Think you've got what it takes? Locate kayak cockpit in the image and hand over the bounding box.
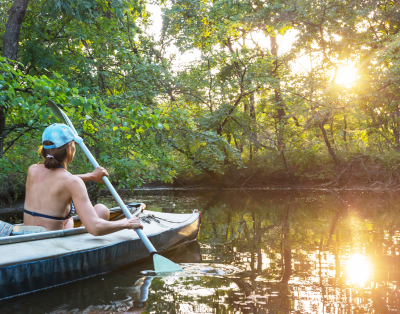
[0,202,146,244]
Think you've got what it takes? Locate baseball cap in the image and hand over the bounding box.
[42,123,83,149]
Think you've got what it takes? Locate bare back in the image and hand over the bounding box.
[23,163,141,236]
[24,164,75,231]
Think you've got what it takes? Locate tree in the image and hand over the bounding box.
[1,0,30,159]
[0,0,177,187]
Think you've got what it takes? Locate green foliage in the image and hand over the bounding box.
[4,0,400,192]
[158,0,400,183]
[0,56,81,177]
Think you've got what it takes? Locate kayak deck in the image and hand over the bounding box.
[0,208,200,267]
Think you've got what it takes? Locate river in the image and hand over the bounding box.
[1,189,399,313]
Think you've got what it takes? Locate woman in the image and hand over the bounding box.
[23,123,143,235]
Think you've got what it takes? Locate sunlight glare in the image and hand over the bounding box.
[346,254,371,286]
[335,66,357,86]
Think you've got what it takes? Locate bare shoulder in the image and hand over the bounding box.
[66,174,90,201]
[65,174,86,191]
[27,164,44,174]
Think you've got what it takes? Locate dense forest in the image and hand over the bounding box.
[1,0,400,200]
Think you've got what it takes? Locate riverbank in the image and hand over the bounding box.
[2,152,399,207]
[2,154,399,220]
[1,183,398,221]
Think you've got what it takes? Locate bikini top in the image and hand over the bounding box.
[24,165,75,221]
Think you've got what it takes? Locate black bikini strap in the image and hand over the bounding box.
[24,209,69,221]
[56,165,64,169]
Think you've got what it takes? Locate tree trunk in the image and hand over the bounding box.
[249,92,257,160]
[327,208,342,246]
[2,0,30,60]
[271,36,293,175]
[270,36,285,122]
[281,224,292,283]
[394,122,400,152]
[98,64,106,93]
[281,205,292,283]
[320,122,339,164]
[270,35,286,150]
[0,108,6,158]
[243,97,248,156]
[1,0,30,156]
[343,114,348,152]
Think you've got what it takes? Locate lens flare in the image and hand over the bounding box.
[346,254,371,286]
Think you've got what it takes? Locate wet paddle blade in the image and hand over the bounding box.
[153,254,183,273]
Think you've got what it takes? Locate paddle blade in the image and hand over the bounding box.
[47,100,67,123]
[153,254,183,273]
[47,100,78,133]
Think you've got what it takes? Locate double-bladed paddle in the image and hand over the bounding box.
[47,100,183,273]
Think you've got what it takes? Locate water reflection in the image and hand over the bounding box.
[130,276,153,307]
[2,190,400,313]
[346,254,371,286]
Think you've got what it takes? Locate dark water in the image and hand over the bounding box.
[2,189,400,313]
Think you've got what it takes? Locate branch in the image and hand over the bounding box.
[1,155,25,174]
[14,88,33,94]
[3,123,29,135]
[375,129,394,147]
[3,126,38,155]
[169,142,222,182]
[321,155,370,187]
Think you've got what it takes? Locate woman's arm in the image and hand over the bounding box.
[75,166,109,182]
[68,176,142,236]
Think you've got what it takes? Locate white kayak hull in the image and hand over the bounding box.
[0,209,201,300]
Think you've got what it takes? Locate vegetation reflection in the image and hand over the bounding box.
[137,190,400,313]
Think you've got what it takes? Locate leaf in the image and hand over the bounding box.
[72,98,80,107]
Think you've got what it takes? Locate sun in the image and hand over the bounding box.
[335,65,357,86]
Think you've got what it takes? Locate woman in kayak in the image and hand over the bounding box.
[23,123,143,235]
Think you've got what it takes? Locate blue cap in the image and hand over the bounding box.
[42,123,83,149]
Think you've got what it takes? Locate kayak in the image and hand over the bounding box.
[0,203,201,300]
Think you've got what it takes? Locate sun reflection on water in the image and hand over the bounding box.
[346,254,371,286]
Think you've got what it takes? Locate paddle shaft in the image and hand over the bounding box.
[78,142,157,254]
[47,100,158,254]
